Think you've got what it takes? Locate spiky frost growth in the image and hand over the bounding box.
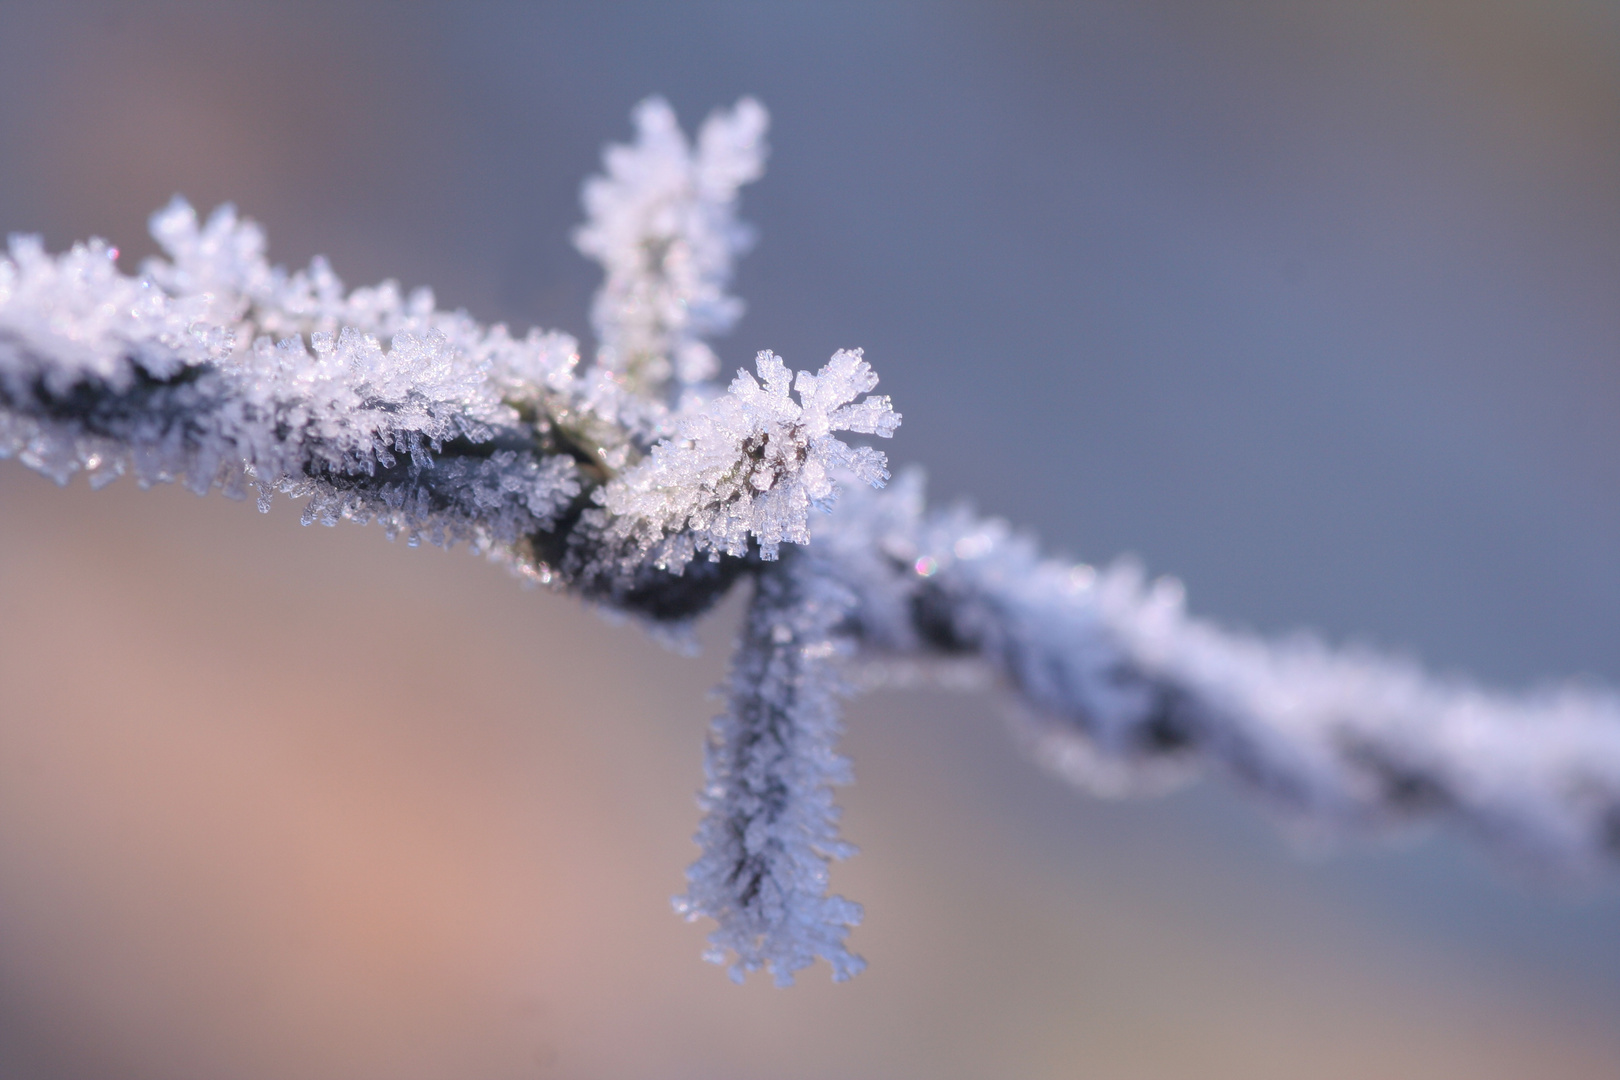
[675,551,866,985]
[0,233,228,392]
[597,348,899,571]
[574,95,767,405]
[144,198,584,407]
[0,202,582,549]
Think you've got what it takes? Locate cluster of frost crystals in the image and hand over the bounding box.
[0,199,584,551]
[597,348,899,576]
[145,198,584,405]
[0,233,228,392]
[574,96,767,403]
[674,552,866,985]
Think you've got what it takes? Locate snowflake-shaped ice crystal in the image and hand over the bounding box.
[600,348,900,567]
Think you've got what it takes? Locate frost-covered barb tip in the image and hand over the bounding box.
[675,551,866,985]
[598,347,899,572]
[575,95,767,406]
[5,96,1620,987]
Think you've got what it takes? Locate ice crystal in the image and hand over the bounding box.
[0,233,226,393]
[146,197,583,404]
[598,348,900,570]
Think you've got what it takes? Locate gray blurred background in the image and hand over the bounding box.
[1,2,1619,1077]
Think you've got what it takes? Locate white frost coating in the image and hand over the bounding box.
[0,234,228,392]
[5,97,1620,987]
[675,553,865,985]
[574,96,767,401]
[599,348,900,569]
[145,198,583,405]
[814,473,1620,873]
[1093,568,1620,862]
[0,202,581,547]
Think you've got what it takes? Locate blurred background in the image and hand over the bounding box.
[1,2,1619,1077]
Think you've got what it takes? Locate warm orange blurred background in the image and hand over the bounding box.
[3,4,1620,1078]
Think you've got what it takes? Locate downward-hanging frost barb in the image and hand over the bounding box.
[597,347,900,572]
[574,95,768,405]
[675,551,866,985]
[4,95,1620,987]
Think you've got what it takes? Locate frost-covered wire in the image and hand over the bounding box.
[0,201,583,549]
[816,474,1620,873]
[3,96,1620,986]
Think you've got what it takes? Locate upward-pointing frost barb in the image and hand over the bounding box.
[575,95,768,407]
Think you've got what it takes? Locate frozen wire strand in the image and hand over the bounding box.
[0,217,583,551]
[816,476,1620,871]
[0,119,890,982]
[4,96,1620,983]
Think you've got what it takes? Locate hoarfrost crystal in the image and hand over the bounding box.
[599,348,900,570]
